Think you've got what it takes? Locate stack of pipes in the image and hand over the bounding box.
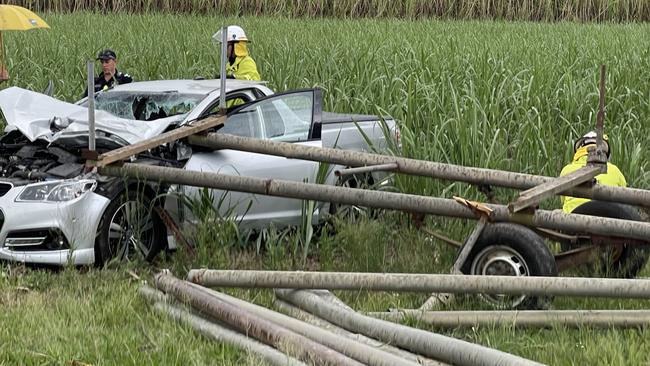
[143,270,548,366]
[142,269,650,365]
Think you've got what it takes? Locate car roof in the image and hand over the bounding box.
[108,79,267,95]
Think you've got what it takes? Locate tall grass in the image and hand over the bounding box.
[4,14,649,204]
[5,0,650,21]
[2,14,650,365]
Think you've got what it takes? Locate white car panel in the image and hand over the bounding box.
[183,139,323,228]
[0,187,110,265]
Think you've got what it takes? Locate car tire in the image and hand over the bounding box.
[328,173,375,222]
[461,223,558,310]
[568,201,649,278]
[94,190,166,266]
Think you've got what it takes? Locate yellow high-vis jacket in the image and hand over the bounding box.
[226,42,261,81]
[559,145,626,213]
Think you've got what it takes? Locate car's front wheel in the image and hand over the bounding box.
[95,190,166,266]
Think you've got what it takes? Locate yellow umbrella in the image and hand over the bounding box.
[0,5,50,81]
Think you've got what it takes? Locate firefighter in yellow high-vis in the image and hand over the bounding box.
[212,25,261,81]
[559,131,626,213]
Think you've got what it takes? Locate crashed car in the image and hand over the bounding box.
[0,79,397,266]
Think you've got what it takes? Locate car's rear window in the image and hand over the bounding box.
[91,91,205,121]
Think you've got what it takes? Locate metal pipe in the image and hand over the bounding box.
[335,163,399,177]
[187,133,650,207]
[419,226,462,248]
[153,272,364,366]
[594,64,607,163]
[451,216,487,274]
[86,60,96,151]
[276,289,545,366]
[188,270,650,299]
[367,309,650,329]
[273,299,448,366]
[139,286,307,366]
[98,163,650,241]
[183,281,421,366]
[219,26,227,112]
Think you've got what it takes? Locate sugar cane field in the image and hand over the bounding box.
[0,12,650,365]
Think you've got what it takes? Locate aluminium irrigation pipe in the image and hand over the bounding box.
[273,299,447,366]
[187,270,650,299]
[276,289,545,366]
[367,309,650,329]
[98,163,650,241]
[153,273,364,366]
[187,132,650,208]
[183,281,422,366]
[138,286,307,366]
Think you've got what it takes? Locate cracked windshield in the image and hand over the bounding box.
[94,91,204,121]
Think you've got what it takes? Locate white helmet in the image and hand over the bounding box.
[574,130,610,157]
[212,25,249,43]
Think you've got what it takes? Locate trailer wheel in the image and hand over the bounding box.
[568,201,649,278]
[461,223,558,310]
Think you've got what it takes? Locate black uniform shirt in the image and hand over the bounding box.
[94,70,132,91]
[83,70,133,97]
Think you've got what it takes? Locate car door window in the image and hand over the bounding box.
[260,92,313,142]
[202,91,255,117]
[219,107,262,138]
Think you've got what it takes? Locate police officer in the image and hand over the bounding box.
[83,49,133,97]
[212,26,261,81]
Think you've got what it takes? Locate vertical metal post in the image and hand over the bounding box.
[219,26,228,113]
[589,64,607,165]
[596,64,606,148]
[0,32,6,75]
[86,60,96,152]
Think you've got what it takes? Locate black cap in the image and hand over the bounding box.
[96,49,117,61]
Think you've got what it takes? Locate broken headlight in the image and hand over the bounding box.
[17,179,97,202]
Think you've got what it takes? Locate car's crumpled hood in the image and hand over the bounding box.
[0,87,182,146]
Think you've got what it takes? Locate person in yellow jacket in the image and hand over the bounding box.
[560,131,626,213]
[212,25,261,81]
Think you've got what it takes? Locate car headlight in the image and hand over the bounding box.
[17,179,97,202]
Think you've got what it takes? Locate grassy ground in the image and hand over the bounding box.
[2,13,650,365]
[2,214,650,365]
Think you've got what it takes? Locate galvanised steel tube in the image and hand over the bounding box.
[98,163,650,241]
[187,133,650,207]
[187,270,650,299]
[273,299,447,366]
[276,290,545,366]
[154,273,364,366]
[368,309,650,329]
[184,282,422,366]
[139,286,307,366]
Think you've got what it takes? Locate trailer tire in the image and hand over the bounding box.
[461,223,557,310]
[569,201,649,278]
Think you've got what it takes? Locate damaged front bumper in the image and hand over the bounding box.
[0,181,110,265]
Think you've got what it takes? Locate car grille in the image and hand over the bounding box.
[0,183,11,198]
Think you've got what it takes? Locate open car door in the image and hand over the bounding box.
[181,89,326,228]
